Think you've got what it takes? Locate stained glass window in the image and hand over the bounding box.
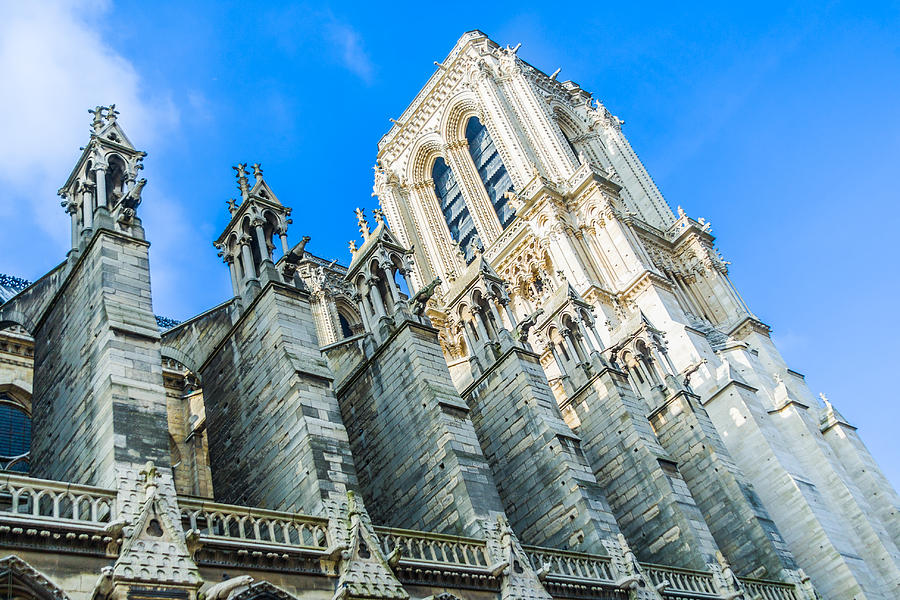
[465,117,515,229]
[0,395,30,473]
[433,157,479,263]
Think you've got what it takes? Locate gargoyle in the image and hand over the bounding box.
[514,308,544,342]
[281,235,311,279]
[408,277,441,316]
[121,178,147,210]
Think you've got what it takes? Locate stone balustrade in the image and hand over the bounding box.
[523,545,615,583]
[739,577,801,600]
[179,497,328,552]
[0,472,115,529]
[643,563,720,598]
[375,526,491,571]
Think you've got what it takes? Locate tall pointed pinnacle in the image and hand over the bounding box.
[356,207,370,240]
[234,163,250,202]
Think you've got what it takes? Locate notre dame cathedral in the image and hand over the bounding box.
[0,31,897,600]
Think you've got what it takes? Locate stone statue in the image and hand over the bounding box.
[121,178,146,210]
[514,307,544,342]
[408,277,441,316]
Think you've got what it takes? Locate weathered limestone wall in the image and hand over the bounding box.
[649,389,796,578]
[703,368,888,599]
[199,282,358,514]
[31,230,170,488]
[328,320,505,536]
[462,347,620,553]
[821,412,900,549]
[561,366,719,569]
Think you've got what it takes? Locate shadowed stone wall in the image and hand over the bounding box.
[199,283,358,514]
[462,346,620,554]
[561,365,719,570]
[649,389,797,577]
[328,320,505,536]
[32,230,170,488]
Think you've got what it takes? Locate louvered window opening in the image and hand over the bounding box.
[0,395,29,473]
[433,157,479,264]
[466,117,516,229]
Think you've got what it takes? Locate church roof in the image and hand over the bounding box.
[0,274,30,303]
[0,273,180,331]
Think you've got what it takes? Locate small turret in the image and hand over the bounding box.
[58,105,148,253]
[213,163,293,302]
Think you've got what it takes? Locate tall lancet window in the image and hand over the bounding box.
[466,117,515,229]
[433,157,479,263]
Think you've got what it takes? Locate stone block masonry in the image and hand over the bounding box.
[561,365,720,570]
[328,319,506,537]
[31,229,170,488]
[199,282,359,514]
[462,346,620,554]
[649,389,797,578]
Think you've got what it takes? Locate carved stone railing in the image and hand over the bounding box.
[375,526,491,571]
[0,473,116,530]
[643,563,719,598]
[522,545,615,583]
[179,498,328,553]
[739,577,801,600]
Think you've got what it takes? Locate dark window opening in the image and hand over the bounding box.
[466,117,516,229]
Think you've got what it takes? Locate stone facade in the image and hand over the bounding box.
[0,30,894,600]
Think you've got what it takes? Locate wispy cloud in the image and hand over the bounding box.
[0,0,177,256]
[324,18,375,84]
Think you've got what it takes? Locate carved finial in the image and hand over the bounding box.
[819,392,832,409]
[677,205,686,218]
[372,208,385,227]
[89,106,105,132]
[233,164,250,201]
[106,104,119,123]
[226,198,238,216]
[139,460,159,499]
[348,240,357,253]
[252,163,263,181]
[355,207,370,239]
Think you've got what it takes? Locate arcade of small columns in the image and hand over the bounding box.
[348,216,418,337]
[215,165,292,298]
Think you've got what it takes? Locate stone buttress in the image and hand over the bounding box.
[0,110,170,489]
[165,166,359,514]
[442,256,620,554]
[326,214,506,536]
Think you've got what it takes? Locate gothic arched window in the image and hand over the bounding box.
[432,157,479,263]
[465,117,515,229]
[0,394,30,473]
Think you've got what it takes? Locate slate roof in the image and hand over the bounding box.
[0,274,180,331]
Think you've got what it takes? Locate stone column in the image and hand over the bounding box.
[63,198,78,247]
[384,267,401,306]
[279,232,289,255]
[253,221,269,263]
[240,236,258,282]
[473,307,492,343]
[226,257,240,298]
[94,165,108,209]
[500,297,517,331]
[368,278,387,320]
[81,183,95,230]
[563,329,585,365]
[548,343,567,377]
[354,292,372,333]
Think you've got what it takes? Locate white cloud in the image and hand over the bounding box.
[0,0,177,250]
[324,19,374,84]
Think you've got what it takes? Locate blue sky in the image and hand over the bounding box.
[0,1,897,487]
